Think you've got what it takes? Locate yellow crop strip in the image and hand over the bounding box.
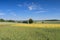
[11,23,60,28]
[0,23,60,28]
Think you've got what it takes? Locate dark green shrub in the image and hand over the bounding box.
[0,19,5,22]
[29,18,33,24]
[22,21,28,23]
[7,20,15,22]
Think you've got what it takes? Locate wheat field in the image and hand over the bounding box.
[0,22,60,40]
[0,22,60,28]
[11,23,60,28]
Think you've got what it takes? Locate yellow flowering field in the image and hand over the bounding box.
[0,22,60,28]
[11,23,60,28]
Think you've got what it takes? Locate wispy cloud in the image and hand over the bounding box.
[9,12,21,20]
[35,10,48,13]
[27,2,43,11]
[0,13,5,16]
[17,2,48,14]
[18,2,43,11]
[28,6,33,10]
[9,12,17,16]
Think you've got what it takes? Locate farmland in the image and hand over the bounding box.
[0,0,60,40]
[0,22,60,40]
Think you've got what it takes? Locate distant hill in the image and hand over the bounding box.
[44,19,60,21]
[34,19,60,24]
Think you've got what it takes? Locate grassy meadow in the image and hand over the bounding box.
[0,22,60,40]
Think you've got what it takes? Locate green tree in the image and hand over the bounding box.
[28,18,33,24]
[7,20,15,22]
[22,21,28,23]
[0,19,5,22]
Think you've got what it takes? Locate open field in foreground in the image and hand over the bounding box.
[0,22,60,40]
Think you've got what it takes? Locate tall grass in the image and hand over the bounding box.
[0,25,60,40]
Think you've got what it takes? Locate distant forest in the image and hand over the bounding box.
[0,18,60,24]
[44,19,60,21]
[0,18,33,24]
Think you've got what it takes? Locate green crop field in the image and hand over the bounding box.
[0,22,60,40]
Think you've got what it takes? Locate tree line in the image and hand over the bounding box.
[0,18,33,24]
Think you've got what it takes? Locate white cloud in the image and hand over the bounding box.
[35,11,47,13]
[18,2,43,11]
[28,6,33,10]
[28,5,36,10]
[27,2,43,11]
[17,2,48,14]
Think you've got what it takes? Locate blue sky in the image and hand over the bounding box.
[0,0,60,20]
